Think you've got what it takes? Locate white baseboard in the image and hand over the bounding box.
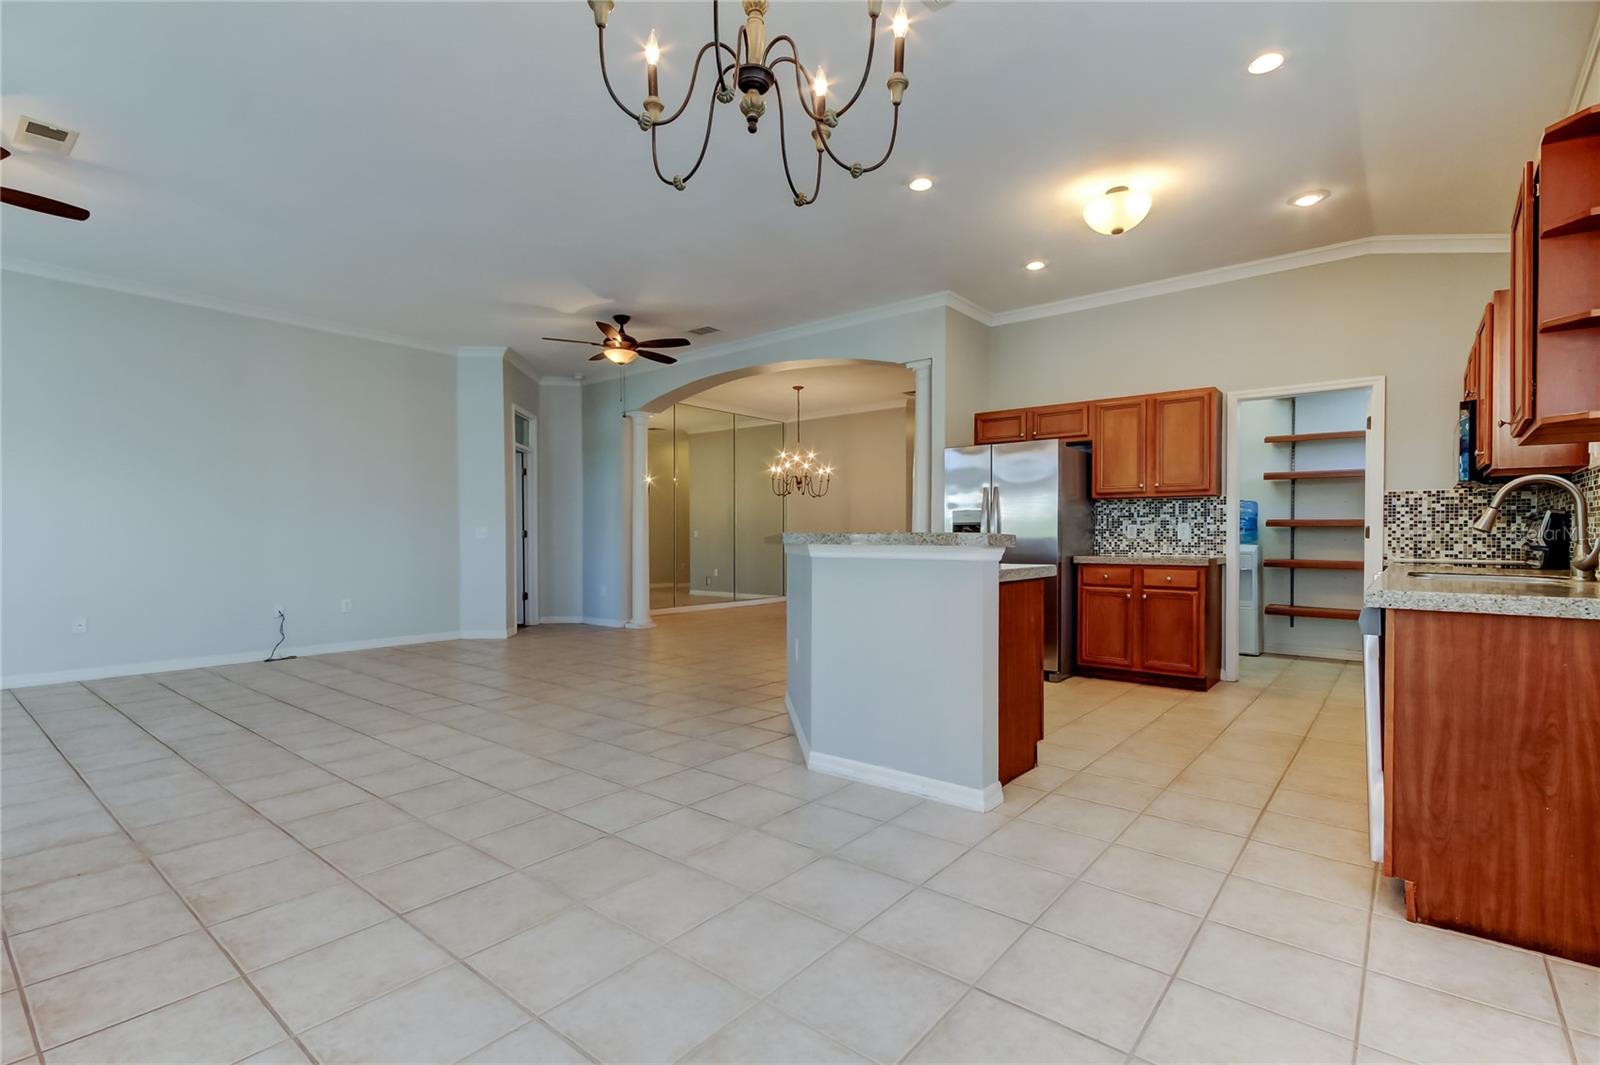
[459,627,515,640]
[803,749,1002,812]
[581,616,626,628]
[1,629,470,689]
[539,616,585,624]
[785,693,811,759]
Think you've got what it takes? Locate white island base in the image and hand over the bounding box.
[780,533,1039,812]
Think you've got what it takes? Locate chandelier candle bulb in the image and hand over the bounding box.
[812,68,828,115]
[892,4,908,72]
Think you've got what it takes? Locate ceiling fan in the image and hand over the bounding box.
[0,147,90,221]
[542,314,688,365]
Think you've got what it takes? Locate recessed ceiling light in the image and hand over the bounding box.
[1024,260,1047,271]
[1247,51,1285,75]
[908,176,934,192]
[1290,188,1330,207]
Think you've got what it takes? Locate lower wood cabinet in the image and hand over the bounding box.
[1076,563,1220,689]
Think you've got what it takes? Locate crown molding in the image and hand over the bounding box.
[1,257,456,355]
[986,234,1506,326]
[1570,8,1600,113]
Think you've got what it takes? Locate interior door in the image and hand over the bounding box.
[1091,398,1147,497]
[1150,389,1215,496]
[516,449,528,626]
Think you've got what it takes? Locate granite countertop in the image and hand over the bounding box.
[1072,554,1225,567]
[1366,564,1600,621]
[1000,563,1057,583]
[774,532,1016,547]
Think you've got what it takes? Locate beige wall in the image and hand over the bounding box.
[987,253,1509,491]
[783,406,913,534]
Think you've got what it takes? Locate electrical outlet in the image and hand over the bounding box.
[793,637,801,660]
[340,599,352,613]
[713,568,719,578]
[1176,522,1192,542]
[474,526,489,540]
[70,616,87,634]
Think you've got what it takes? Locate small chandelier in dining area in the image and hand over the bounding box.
[584,0,912,207]
[770,386,833,498]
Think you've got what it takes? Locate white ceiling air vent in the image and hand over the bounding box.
[921,0,955,11]
[14,117,79,155]
[688,325,721,336]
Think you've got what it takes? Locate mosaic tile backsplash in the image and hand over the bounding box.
[1093,497,1227,556]
[1384,464,1600,563]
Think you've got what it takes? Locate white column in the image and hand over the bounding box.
[906,358,933,532]
[625,409,655,629]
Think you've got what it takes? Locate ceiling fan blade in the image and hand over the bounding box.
[633,338,691,348]
[0,147,9,160]
[636,350,679,365]
[1,186,89,221]
[596,321,620,341]
[588,352,609,361]
[541,337,605,346]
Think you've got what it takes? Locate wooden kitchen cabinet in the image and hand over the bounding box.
[1474,288,1586,477]
[1076,564,1220,689]
[1506,106,1600,444]
[1384,608,1600,964]
[974,408,1030,444]
[1076,584,1136,669]
[1030,402,1090,441]
[1091,388,1221,499]
[1090,398,1148,497]
[1150,388,1220,496]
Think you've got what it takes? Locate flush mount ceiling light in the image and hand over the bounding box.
[586,0,915,207]
[908,176,934,192]
[1290,188,1330,207]
[1024,259,1046,271]
[1083,185,1152,236]
[1247,51,1285,74]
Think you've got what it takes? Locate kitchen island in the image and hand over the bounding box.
[777,532,1052,811]
[1366,566,1599,964]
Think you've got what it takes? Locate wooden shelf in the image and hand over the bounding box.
[1263,431,1366,444]
[1538,309,1600,334]
[1264,558,1364,571]
[1541,206,1600,239]
[1543,103,1600,144]
[1265,518,1364,528]
[1263,469,1365,481]
[1266,604,1361,622]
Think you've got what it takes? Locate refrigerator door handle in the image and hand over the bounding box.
[991,485,1001,533]
[980,486,991,533]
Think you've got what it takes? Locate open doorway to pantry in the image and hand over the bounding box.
[513,407,537,628]
[1222,378,1385,677]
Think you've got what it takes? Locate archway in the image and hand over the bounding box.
[622,356,934,628]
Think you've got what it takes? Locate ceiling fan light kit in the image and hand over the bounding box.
[587,0,911,206]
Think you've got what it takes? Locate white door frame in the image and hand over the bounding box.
[1222,376,1385,679]
[513,406,538,627]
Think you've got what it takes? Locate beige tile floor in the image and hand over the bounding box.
[1,605,1595,1064]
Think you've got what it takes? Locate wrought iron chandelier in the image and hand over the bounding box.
[770,386,833,498]
[585,0,911,207]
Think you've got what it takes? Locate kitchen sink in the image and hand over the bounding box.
[1405,569,1574,586]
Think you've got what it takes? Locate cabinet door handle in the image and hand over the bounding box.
[1142,593,1148,600]
[1125,593,1131,599]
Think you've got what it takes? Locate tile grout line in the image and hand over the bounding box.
[1,930,46,1064]
[7,693,315,1063]
[1114,680,1344,1063]
[1544,956,1582,1065]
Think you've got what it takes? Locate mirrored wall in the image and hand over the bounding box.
[647,403,786,609]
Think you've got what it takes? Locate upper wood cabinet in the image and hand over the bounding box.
[1091,387,1221,499]
[1150,389,1220,496]
[1477,288,1586,478]
[1031,402,1090,441]
[973,387,1222,498]
[973,408,1030,444]
[1509,106,1600,444]
[1509,161,1537,436]
[1091,397,1149,497]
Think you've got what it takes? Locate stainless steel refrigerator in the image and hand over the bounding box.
[944,440,1093,681]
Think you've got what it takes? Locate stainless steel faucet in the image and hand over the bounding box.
[1470,474,1598,581]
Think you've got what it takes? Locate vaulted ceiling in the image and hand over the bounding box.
[2,2,1594,373]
